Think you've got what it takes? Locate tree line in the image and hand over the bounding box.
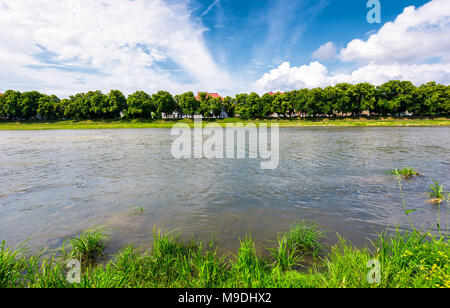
[0,81,448,121]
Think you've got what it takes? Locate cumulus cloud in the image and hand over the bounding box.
[256,0,450,92]
[332,63,450,85]
[255,60,450,93]
[312,42,337,61]
[0,0,233,96]
[339,0,450,64]
[255,62,330,92]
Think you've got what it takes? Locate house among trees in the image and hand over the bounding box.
[195,92,222,101]
[217,110,228,119]
[161,92,228,119]
[161,111,184,119]
[194,92,228,119]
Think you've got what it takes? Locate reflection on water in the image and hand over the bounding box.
[0,127,449,253]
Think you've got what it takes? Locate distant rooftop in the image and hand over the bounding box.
[195,92,223,100]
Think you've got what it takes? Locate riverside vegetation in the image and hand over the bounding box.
[389,168,420,180]
[0,81,449,122]
[0,171,449,288]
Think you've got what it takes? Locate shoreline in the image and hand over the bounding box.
[1,117,450,130]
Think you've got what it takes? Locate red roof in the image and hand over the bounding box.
[195,92,223,100]
[267,91,284,96]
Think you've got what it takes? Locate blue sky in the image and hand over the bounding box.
[0,0,448,97]
[193,0,430,81]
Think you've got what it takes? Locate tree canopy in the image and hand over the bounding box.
[0,81,448,121]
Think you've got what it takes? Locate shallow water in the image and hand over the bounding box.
[0,127,449,254]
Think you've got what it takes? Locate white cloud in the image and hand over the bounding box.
[312,42,337,61]
[0,0,234,97]
[199,0,220,18]
[339,0,450,64]
[332,63,450,86]
[255,61,450,92]
[257,0,450,92]
[255,61,330,92]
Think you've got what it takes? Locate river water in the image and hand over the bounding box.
[1,127,449,253]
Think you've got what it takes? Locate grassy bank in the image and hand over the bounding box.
[0,117,449,130]
[1,223,448,288]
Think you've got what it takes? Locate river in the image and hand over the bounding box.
[1,127,449,254]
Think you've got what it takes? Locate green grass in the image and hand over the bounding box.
[132,207,145,216]
[285,221,325,256]
[61,231,108,266]
[0,117,449,130]
[389,168,420,179]
[428,180,446,204]
[0,240,28,288]
[269,235,302,272]
[0,223,448,288]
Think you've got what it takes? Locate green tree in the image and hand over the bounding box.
[338,83,372,116]
[86,91,107,118]
[290,89,309,116]
[64,93,89,119]
[1,90,22,119]
[223,96,236,118]
[127,91,155,119]
[55,98,68,119]
[343,84,361,116]
[322,87,337,116]
[199,97,212,117]
[355,83,377,116]
[195,92,208,116]
[152,91,176,117]
[446,85,450,115]
[245,92,264,118]
[19,91,43,119]
[235,94,249,118]
[271,93,294,117]
[305,88,326,117]
[260,93,275,117]
[333,84,353,115]
[397,81,416,114]
[106,90,127,118]
[37,95,61,120]
[0,93,5,119]
[414,82,449,116]
[175,92,199,118]
[210,97,224,118]
[375,81,416,116]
